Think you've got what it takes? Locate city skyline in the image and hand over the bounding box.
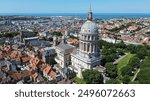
[0,0,150,14]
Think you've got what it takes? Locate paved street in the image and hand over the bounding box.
[132,68,141,82]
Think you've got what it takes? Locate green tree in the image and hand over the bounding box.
[106,79,120,84]
[147,50,150,57]
[121,65,133,76]
[0,32,19,38]
[102,55,113,63]
[113,34,121,44]
[98,40,106,49]
[129,81,140,84]
[101,57,107,66]
[137,68,150,84]
[140,57,150,69]
[72,77,86,84]
[47,58,57,66]
[137,57,150,84]
[126,44,136,54]
[115,41,126,49]
[122,75,131,84]
[105,62,118,78]
[136,49,147,59]
[82,69,103,84]
[145,31,150,35]
[128,56,140,69]
[117,49,125,56]
[52,31,62,36]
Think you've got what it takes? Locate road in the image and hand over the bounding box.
[132,68,141,82]
[102,73,110,84]
[113,53,129,64]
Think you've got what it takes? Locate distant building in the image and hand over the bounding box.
[0,59,11,71]
[41,47,56,63]
[24,37,39,45]
[26,40,51,49]
[53,36,58,47]
[39,31,52,38]
[20,31,38,43]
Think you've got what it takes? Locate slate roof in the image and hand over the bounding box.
[0,60,11,67]
[57,43,74,50]
[56,43,75,54]
[0,71,4,78]
[26,40,50,47]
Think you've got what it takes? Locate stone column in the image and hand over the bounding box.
[86,43,88,52]
[84,43,86,51]
[90,36,92,41]
[82,42,84,51]
[93,45,95,52]
[90,44,92,53]
[79,42,81,49]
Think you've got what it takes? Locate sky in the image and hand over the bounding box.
[0,0,150,13]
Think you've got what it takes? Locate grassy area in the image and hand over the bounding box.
[117,53,135,69]
[117,53,135,81]
[72,77,86,84]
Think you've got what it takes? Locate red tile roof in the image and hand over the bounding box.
[30,57,40,65]
[11,72,22,81]
[31,64,37,70]
[49,71,56,79]
[21,70,31,78]
[21,57,31,63]
[43,66,51,74]
[31,73,38,78]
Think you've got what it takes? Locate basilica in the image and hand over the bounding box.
[55,6,101,78]
[69,6,101,77]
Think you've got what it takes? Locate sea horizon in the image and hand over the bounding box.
[0,13,150,19]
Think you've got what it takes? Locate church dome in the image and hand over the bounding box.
[81,20,98,34]
[80,6,98,35]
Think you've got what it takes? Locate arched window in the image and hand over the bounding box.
[88,36,90,40]
[91,44,93,52]
[87,44,89,52]
[92,36,94,40]
[85,35,87,40]
[84,43,86,51]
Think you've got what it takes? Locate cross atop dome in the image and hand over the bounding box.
[87,4,93,21]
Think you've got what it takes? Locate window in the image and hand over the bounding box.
[84,43,86,51]
[92,36,94,40]
[91,45,93,52]
[85,36,87,40]
[87,44,89,52]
